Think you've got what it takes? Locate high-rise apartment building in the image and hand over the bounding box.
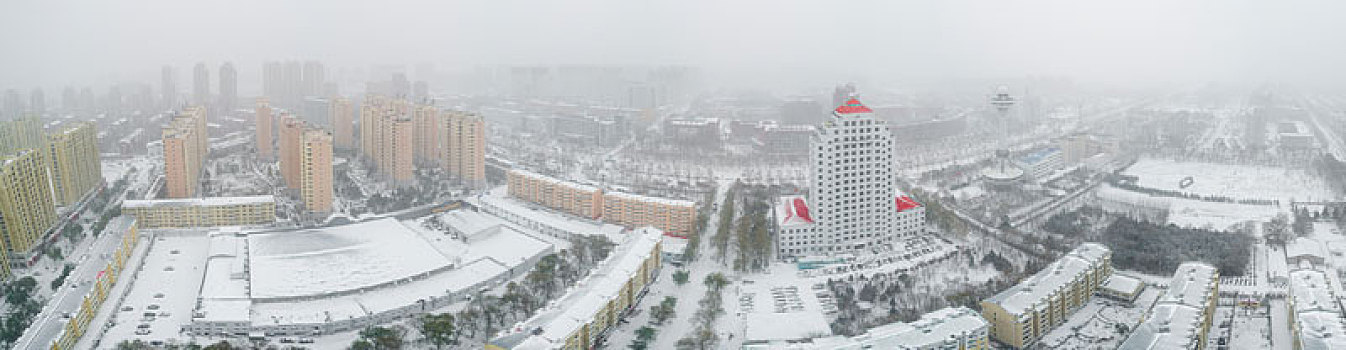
[801,97,903,254]
[47,122,102,206]
[357,96,484,187]
[162,107,208,198]
[300,129,333,213]
[0,117,44,155]
[278,114,305,189]
[262,61,310,110]
[161,65,177,109]
[219,62,237,112]
[0,149,58,268]
[360,96,416,185]
[193,62,210,106]
[331,98,353,150]
[256,98,274,159]
[3,90,22,119]
[413,105,441,165]
[302,61,325,97]
[442,111,486,186]
[29,88,44,116]
[832,83,856,108]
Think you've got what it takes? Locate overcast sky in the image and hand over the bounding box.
[3,0,1345,92]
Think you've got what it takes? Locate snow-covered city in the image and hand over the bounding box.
[5,2,1346,350]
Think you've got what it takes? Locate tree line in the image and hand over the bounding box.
[1102,217,1252,276]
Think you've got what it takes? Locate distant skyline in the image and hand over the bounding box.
[4,0,1346,91]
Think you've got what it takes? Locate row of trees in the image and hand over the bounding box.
[675,273,728,350]
[629,296,678,350]
[1312,154,1346,195]
[1103,217,1252,276]
[685,184,719,261]
[0,277,41,347]
[711,183,739,261]
[729,184,782,272]
[1108,174,1278,206]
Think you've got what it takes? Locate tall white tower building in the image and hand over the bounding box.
[775,96,926,258]
[809,97,898,253]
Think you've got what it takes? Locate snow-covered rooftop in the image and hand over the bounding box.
[1118,262,1217,350]
[1289,268,1346,350]
[846,307,987,349]
[491,227,662,349]
[1289,238,1328,261]
[510,169,600,193]
[775,195,816,227]
[250,258,509,327]
[1158,262,1217,308]
[743,283,832,343]
[985,243,1110,315]
[604,190,695,207]
[246,218,453,299]
[442,209,505,238]
[1101,274,1145,296]
[476,186,626,240]
[103,233,212,345]
[123,195,275,209]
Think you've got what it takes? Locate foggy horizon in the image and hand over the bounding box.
[6,0,1346,93]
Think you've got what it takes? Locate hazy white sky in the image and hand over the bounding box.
[3,0,1345,91]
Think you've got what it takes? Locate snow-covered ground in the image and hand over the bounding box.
[1123,158,1335,202]
[1166,198,1283,230]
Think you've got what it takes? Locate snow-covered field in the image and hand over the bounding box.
[1122,158,1334,202]
[1167,198,1282,230]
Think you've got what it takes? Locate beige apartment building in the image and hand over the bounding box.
[0,149,58,263]
[601,191,696,237]
[300,129,333,213]
[360,96,417,185]
[256,98,274,159]
[122,195,276,228]
[163,107,208,198]
[0,117,44,155]
[505,169,697,237]
[331,97,354,150]
[981,243,1112,349]
[487,228,662,350]
[46,122,102,206]
[357,96,485,187]
[507,169,603,219]
[443,111,486,187]
[413,105,441,165]
[1118,262,1218,350]
[278,114,304,189]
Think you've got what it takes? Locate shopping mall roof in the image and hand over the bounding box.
[246,218,453,299]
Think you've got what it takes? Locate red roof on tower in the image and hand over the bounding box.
[778,195,815,226]
[896,196,921,212]
[834,98,873,114]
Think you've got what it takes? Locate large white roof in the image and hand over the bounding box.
[246,218,453,299]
